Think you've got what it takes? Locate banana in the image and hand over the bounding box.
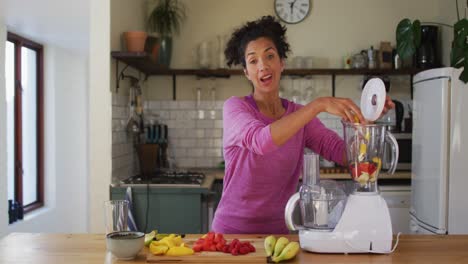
[264,235,277,257]
[271,241,300,263]
[273,237,289,258]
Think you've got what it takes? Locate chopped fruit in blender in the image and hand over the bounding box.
[357,172,369,186]
[349,161,379,185]
[359,143,367,161]
[372,157,382,171]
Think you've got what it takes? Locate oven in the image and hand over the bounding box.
[383,133,412,171]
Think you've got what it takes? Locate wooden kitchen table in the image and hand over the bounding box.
[1,233,468,264]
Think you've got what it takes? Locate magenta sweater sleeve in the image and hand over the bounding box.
[304,117,346,166]
[222,97,279,155]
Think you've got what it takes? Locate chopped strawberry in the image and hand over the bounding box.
[215,243,224,251]
[209,244,217,251]
[192,244,203,252]
[231,248,239,255]
[222,245,230,253]
[206,232,215,242]
[248,244,256,252]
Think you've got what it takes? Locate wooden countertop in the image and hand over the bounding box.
[1,233,467,263]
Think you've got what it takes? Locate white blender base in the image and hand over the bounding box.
[299,194,393,254]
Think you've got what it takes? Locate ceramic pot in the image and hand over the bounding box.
[124,31,148,52]
[157,36,172,67]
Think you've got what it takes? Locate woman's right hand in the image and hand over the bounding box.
[314,97,366,124]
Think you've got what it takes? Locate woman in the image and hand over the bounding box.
[212,16,393,234]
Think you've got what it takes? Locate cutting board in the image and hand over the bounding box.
[146,238,267,263]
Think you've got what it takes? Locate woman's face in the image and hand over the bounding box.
[243,37,284,94]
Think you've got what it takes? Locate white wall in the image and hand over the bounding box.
[0,8,8,238]
[0,0,95,236]
[88,0,111,233]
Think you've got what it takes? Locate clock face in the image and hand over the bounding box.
[274,0,311,24]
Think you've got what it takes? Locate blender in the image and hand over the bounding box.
[285,78,400,254]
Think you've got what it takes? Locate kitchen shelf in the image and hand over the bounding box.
[112,51,423,99]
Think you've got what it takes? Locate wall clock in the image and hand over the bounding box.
[274,0,311,24]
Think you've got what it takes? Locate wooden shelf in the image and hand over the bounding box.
[111,51,423,99]
[112,51,422,77]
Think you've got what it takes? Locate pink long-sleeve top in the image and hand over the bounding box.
[211,95,346,234]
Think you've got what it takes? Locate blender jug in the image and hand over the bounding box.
[342,121,399,193]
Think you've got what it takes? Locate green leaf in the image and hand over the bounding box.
[396,19,420,60]
[459,50,468,83]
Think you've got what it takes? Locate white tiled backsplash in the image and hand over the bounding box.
[111,94,224,181]
[112,94,412,181]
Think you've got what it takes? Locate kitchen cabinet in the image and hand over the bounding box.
[111,51,423,99]
[110,186,211,234]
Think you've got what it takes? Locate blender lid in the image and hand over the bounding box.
[360,78,386,122]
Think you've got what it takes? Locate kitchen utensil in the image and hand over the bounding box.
[106,231,144,260]
[393,100,404,132]
[351,51,368,69]
[160,124,169,168]
[197,41,212,69]
[126,85,140,135]
[104,200,129,234]
[343,120,399,192]
[285,180,347,230]
[416,25,439,69]
[137,144,160,175]
[360,78,386,122]
[284,81,400,254]
[303,151,320,186]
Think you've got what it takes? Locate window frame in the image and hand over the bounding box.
[7,32,44,213]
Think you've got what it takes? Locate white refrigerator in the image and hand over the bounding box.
[410,67,468,234]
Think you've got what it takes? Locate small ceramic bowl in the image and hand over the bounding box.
[106,231,144,260]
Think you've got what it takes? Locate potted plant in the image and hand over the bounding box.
[396,2,468,83]
[147,0,187,67]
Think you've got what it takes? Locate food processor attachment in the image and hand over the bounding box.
[285,180,347,231]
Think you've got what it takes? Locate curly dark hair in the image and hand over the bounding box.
[224,15,290,68]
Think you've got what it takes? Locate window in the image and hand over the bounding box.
[5,32,44,216]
